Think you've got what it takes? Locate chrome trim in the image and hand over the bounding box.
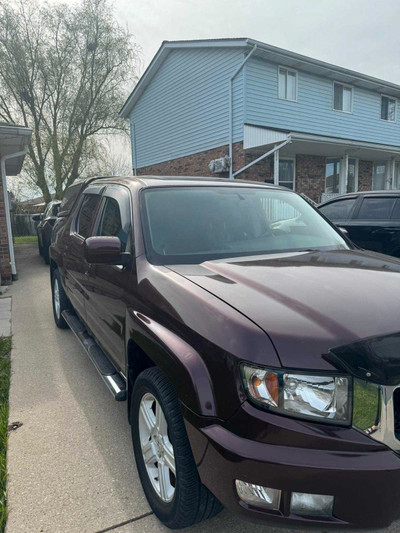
[366,385,400,452]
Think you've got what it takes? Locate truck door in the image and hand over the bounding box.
[84,185,133,371]
[63,187,103,322]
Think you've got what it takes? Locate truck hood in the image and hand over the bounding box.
[168,250,400,370]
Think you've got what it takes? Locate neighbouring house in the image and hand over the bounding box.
[0,123,32,283]
[120,38,400,203]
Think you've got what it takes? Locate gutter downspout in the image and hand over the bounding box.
[229,44,257,179]
[132,122,137,176]
[0,147,28,281]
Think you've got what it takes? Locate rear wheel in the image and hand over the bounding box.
[131,367,222,529]
[51,269,70,329]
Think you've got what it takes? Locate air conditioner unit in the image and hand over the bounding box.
[208,155,231,174]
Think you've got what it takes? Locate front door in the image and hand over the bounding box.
[372,162,387,190]
[85,185,133,371]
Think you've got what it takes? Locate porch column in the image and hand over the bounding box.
[339,153,348,195]
[387,158,395,190]
[274,148,279,185]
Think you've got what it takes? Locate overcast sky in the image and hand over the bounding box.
[115,0,400,84]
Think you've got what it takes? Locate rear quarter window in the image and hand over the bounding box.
[59,184,83,216]
[319,198,356,221]
[357,197,396,220]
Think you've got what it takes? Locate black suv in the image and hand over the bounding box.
[33,200,61,263]
[319,191,400,257]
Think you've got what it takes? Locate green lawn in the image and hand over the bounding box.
[13,236,38,244]
[353,378,380,431]
[0,337,11,533]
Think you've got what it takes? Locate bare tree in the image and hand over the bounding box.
[87,135,133,177]
[0,0,139,201]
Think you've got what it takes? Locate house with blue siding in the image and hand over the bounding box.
[120,38,400,202]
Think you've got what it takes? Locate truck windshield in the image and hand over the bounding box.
[141,186,349,264]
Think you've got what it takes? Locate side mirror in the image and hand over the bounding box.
[32,213,43,222]
[84,236,122,264]
[338,226,349,238]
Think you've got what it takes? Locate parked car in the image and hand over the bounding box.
[319,191,400,257]
[33,200,61,263]
[50,176,400,530]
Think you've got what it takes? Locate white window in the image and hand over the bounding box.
[279,158,295,190]
[278,67,297,101]
[325,158,358,194]
[381,96,396,122]
[333,82,353,113]
[325,158,340,193]
[347,158,358,193]
[372,162,387,190]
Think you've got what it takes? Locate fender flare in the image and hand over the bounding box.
[127,309,216,417]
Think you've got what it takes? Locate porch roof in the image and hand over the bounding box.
[0,123,32,175]
[244,125,400,162]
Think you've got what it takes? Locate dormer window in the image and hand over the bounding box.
[333,82,352,113]
[278,67,297,101]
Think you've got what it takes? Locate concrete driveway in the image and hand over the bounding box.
[5,243,400,533]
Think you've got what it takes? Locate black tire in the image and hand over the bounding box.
[38,232,43,256]
[51,269,70,329]
[131,367,222,529]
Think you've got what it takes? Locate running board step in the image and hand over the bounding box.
[62,310,127,401]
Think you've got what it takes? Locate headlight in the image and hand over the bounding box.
[241,364,351,425]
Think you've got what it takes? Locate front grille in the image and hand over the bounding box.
[394,388,400,440]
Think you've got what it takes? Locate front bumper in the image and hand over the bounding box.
[185,402,400,529]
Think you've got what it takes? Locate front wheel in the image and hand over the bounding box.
[131,367,222,529]
[51,269,70,329]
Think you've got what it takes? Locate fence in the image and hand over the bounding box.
[11,214,38,237]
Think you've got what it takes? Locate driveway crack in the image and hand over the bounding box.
[94,511,154,533]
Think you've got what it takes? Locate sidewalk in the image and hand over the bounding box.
[0,296,11,337]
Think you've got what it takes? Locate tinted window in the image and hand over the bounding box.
[319,198,356,221]
[357,197,396,220]
[52,203,60,216]
[76,194,101,238]
[391,199,400,220]
[141,187,348,265]
[59,183,83,215]
[97,197,128,251]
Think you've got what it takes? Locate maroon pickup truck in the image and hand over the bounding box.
[50,176,400,530]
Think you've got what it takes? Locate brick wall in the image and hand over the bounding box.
[137,143,244,178]
[137,142,374,203]
[296,155,326,202]
[358,160,373,191]
[0,181,11,283]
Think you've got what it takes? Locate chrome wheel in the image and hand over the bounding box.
[139,393,176,503]
[53,277,60,319]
